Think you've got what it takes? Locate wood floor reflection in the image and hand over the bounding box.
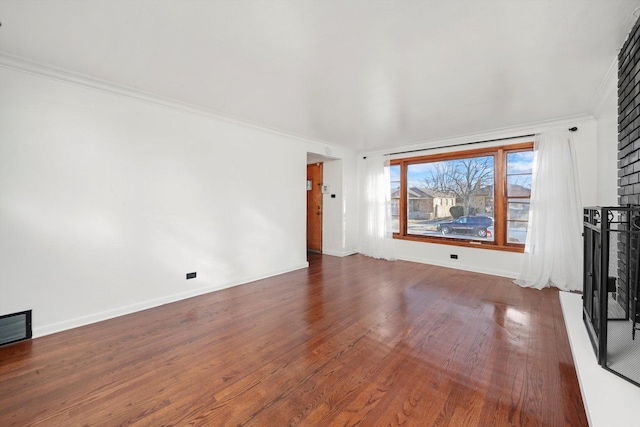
[0,254,587,426]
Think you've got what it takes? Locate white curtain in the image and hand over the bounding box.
[514,130,583,291]
[359,154,396,260]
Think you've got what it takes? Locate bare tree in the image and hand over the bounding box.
[421,157,494,215]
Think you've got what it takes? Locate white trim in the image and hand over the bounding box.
[0,51,331,146]
[589,56,618,119]
[397,255,517,279]
[360,114,594,158]
[33,262,309,338]
[321,249,359,257]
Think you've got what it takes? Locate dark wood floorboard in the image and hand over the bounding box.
[0,254,588,426]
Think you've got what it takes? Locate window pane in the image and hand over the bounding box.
[508,199,529,221]
[507,175,532,196]
[506,150,532,246]
[507,199,529,244]
[406,156,494,241]
[507,220,528,244]
[390,165,400,233]
[507,151,534,174]
[390,164,401,182]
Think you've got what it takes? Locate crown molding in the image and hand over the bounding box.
[0,51,334,147]
[362,113,595,157]
[589,55,618,119]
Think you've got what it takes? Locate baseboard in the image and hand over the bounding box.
[33,262,309,338]
[321,249,359,257]
[396,255,517,279]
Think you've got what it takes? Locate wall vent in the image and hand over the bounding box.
[0,310,32,346]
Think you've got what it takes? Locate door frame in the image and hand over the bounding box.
[306,162,323,253]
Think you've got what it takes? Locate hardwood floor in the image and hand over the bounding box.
[0,254,588,426]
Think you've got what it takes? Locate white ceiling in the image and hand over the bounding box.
[1,0,639,151]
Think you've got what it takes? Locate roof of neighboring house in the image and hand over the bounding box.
[391,187,456,199]
[475,184,531,197]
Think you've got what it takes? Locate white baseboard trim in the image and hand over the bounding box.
[321,249,359,257]
[33,262,309,338]
[396,255,517,279]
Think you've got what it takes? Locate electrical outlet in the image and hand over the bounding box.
[186,272,197,279]
[450,254,458,259]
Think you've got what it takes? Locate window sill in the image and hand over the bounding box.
[393,234,525,253]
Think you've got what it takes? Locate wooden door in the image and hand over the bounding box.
[307,163,323,252]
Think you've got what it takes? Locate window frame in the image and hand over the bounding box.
[390,142,533,253]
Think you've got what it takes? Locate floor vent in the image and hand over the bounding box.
[0,310,32,346]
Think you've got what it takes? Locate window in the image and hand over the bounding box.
[390,142,533,252]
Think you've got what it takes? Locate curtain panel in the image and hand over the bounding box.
[359,154,396,261]
[514,130,583,291]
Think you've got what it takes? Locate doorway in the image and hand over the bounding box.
[307,162,323,253]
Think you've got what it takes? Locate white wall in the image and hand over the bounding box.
[320,159,343,255]
[359,115,599,278]
[320,158,359,257]
[593,60,619,207]
[0,66,314,337]
[306,146,359,257]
